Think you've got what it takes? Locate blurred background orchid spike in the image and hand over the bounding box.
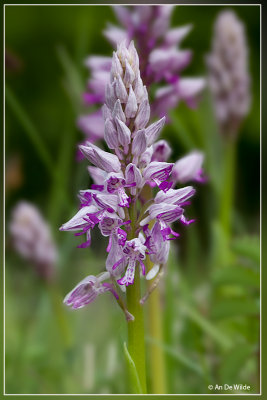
[9,201,57,282]
[78,5,206,146]
[206,9,251,139]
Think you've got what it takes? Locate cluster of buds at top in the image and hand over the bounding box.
[206,10,251,138]
[9,202,57,281]
[61,42,204,320]
[78,5,205,145]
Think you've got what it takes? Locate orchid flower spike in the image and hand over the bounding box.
[61,41,203,320]
[207,10,251,138]
[10,201,57,281]
[79,5,205,144]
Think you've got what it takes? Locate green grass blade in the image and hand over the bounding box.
[169,111,196,150]
[5,85,54,176]
[123,342,143,394]
[146,336,204,377]
[212,265,260,288]
[181,302,232,350]
[56,45,84,112]
[211,298,259,319]
[231,235,260,265]
[219,343,255,383]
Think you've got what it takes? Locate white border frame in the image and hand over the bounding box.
[3,2,262,396]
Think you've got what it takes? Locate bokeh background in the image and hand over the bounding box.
[5,5,260,395]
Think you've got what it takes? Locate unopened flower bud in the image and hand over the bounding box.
[104,118,119,149]
[172,151,204,183]
[115,118,131,147]
[124,60,135,88]
[112,99,126,123]
[111,51,123,80]
[145,116,165,146]
[152,140,171,162]
[102,104,112,121]
[135,99,150,130]
[105,82,117,109]
[125,85,138,118]
[132,129,147,156]
[80,143,121,172]
[115,75,128,103]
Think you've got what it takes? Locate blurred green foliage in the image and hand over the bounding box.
[5,5,260,394]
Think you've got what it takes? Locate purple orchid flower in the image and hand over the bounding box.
[206,10,251,137]
[172,151,205,184]
[61,41,201,320]
[114,235,147,286]
[79,5,205,144]
[10,202,57,281]
[64,272,119,309]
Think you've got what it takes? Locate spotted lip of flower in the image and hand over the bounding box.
[145,221,170,268]
[113,237,147,286]
[106,233,128,276]
[140,202,190,241]
[143,161,174,192]
[100,215,130,252]
[125,163,143,195]
[99,214,121,236]
[105,173,136,208]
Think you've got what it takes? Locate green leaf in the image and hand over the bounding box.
[232,235,260,265]
[210,220,230,269]
[123,342,142,394]
[146,336,204,377]
[47,120,77,229]
[211,299,259,319]
[169,111,196,150]
[212,265,260,289]
[219,343,255,383]
[181,302,232,350]
[56,45,84,112]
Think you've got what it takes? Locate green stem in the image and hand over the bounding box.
[126,203,147,394]
[214,138,237,269]
[143,186,167,394]
[219,139,236,241]
[147,258,167,394]
[164,249,177,392]
[127,270,147,393]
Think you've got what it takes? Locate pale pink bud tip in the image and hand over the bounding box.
[173,151,204,184]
